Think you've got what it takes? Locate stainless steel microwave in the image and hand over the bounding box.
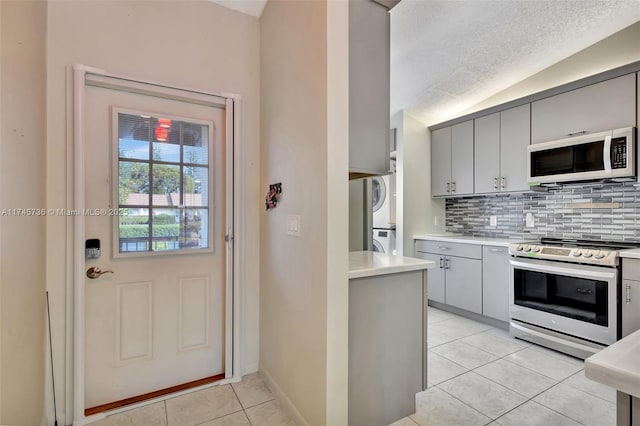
[527,127,636,185]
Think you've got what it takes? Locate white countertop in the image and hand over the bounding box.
[413,233,528,247]
[349,251,436,279]
[585,328,640,399]
[620,248,640,259]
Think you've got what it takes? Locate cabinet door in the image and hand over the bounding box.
[451,120,474,195]
[531,74,636,144]
[622,280,640,338]
[415,252,445,303]
[445,256,482,314]
[482,246,510,322]
[348,0,390,174]
[431,127,452,197]
[474,113,500,194]
[500,104,530,192]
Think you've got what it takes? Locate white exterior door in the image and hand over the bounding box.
[82,78,229,411]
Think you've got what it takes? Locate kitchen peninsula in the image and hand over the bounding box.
[348,251,435,426]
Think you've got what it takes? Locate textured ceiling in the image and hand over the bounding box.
[390,0,640,126]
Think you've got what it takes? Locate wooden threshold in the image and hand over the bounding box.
[85,373,226,416]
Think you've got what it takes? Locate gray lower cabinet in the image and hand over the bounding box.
[445,256,482,314]
[415,252,445,303]
[621,258,640,337]
[622,279,640,338]
[416,240,509,320]
[482,246,510,322]
[617,391,640,426]
[531,73,636,144]
[349,270,425,426]
[415,241,482,314]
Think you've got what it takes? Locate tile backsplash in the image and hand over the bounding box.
[445,181,640,242]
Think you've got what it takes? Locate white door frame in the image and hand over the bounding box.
[70,64,241,425]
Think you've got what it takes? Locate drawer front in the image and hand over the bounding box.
[415,240,482,259]
[623,258,640,280]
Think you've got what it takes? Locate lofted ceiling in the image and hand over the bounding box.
[211,1,640,127]
[390,0,640,126]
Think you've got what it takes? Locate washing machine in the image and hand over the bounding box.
[372,174,394,229]
[372,228,395,254]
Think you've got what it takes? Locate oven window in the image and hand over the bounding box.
[513,269,608,326]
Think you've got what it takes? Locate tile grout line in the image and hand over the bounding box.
[228,382,254,426]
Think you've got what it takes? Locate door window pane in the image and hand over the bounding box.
[116,111,212,255]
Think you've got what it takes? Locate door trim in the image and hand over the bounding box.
[71,64,241,425]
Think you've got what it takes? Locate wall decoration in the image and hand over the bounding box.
[266,182,282,210]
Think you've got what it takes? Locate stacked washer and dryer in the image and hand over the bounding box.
[372,165,396,254]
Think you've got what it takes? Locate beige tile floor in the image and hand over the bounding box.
[90,308,616,426]
[392,307,617,426]
[89,373,295,426]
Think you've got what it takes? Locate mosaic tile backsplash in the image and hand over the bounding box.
[445,181,640,242]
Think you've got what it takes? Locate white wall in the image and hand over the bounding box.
[45,2,260,423]
[0,1,47,424]
[394,111,444,257]
[260,0,348,424]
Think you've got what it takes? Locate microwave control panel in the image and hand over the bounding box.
[611,137,627,169]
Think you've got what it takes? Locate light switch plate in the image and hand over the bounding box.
[287,214,301,237]
[525,212,535,228]
[489,215,497,227]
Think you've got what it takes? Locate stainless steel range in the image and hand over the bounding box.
[508,238,639,359]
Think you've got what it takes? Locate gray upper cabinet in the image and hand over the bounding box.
[482,246,510,322]
[474,113,500,193]
[348,0,391,177]
[451,121,474,195]
[431,127,452,196]
[499,104,531,192]
[531,73,636,144]
[431,121,474,196]
[474,105,530,194]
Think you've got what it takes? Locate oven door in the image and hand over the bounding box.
[509,257,618,345]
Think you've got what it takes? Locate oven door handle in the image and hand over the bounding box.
[509,259,616,281]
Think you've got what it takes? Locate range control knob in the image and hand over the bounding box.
[524,245,532,252]
[571,250,581,257]
[582,251,593,258]
[594,251,606,259]
[532,246,541,253]
[516,244,524,251]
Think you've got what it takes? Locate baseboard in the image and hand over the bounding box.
[428,300,509,330]
[242,362,259,375]
[259,365,309,426]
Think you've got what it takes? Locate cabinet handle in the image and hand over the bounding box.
[567,130,588,137]
[446,182,451,193]
[501,176,506,190]
[626,284,631,304]
[488,248,504,253]
[451,182,456,193]
[438,246,451,251]
[493,177,498,191]
[439,257,444,269]
[445,258,451,269]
